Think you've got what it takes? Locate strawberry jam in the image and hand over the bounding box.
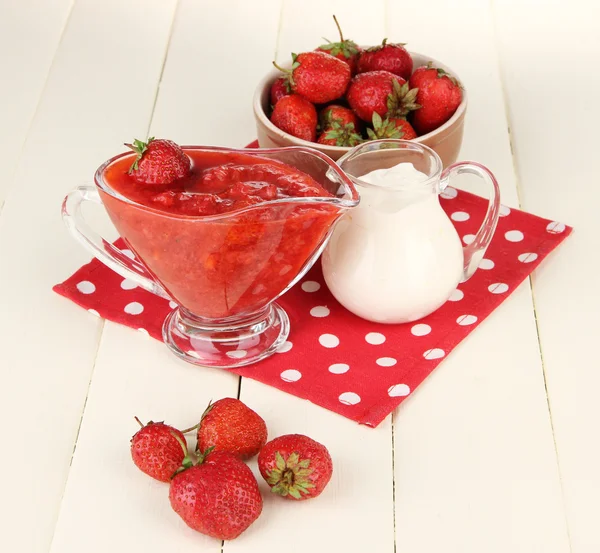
[99,149,339,319]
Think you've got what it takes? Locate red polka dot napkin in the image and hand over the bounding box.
[54,146,572,427]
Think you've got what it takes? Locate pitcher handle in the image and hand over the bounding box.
[440,162,501,280]
[61,185,171,299]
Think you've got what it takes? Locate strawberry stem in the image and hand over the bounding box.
[170,431,195,478]
[332,14,344,42]
[180,422,200,434]
[272,61,291,75]
[134,416,144,428]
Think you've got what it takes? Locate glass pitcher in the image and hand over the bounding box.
[322,139,500,324]
[62,146,359,368]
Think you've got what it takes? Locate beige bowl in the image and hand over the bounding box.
[253,52,467,167]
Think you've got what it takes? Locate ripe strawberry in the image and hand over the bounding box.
[316,15,362,74]
[270,76,291,107]
[366,112,417,140]
[346,71,420,122]
[319,104,361,132]
[274,51,351,104]
[318,121,363,147]
[357,38,413,80]
[126,137,191,186]
[270,94,318,141]
[169,450,263,540]
[130,417,189,482]
[258,434,333,500]
[409,64,462,135]
[196,398,267,460]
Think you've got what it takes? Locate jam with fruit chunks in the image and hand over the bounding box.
[100,150,338,319]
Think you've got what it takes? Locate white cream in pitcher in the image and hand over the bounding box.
[322,162,464,323]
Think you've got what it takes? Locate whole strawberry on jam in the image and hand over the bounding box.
[409,64,462,135]
[169,448,263,540]
[270,75,291,107]
[316,15,362,74]
[126,137,191,186]
[130,417,190,482]
[271,94,318,142]
[366,112,417,140]
[357,38,413,80]
[258,434,333,500]
[196,398,267,461]
[273,51,351,104]
[346,71,420,122]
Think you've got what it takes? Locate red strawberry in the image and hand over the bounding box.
[130,417,189,482]
[270,76,291,106]
[409,64,462,135]
[357,38,413,80]
[346,71,420,122]
[169,450,263,540]
[316,15,362,74]
[318,121,363,147]
[196,398,267,461]
[258,434,333,500]
[270,94,318,141]
[274,51,351,104]
[126,137,191,186]
[366,112,417,140]
[319,104,361,132]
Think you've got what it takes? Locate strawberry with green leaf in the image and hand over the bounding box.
[318,121,363,146]
[357,38,413,80]
[316,15,362,74]
[367,112,417,141]
[126,137,191,186]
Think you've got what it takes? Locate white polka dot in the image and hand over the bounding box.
[365,332,386,345]
[441,186,458,199]
[546,221,566,234]
[121,249,135,259]
[457,314,478,326]
[329,363,349,374]
[423,348,445,360]
[449,289,464,301]
[411,323,431,336]
[463,234,475,245]
[88,309,100,317]
[276,341,293,353]
[505,230,524,242]
[376,357,397,367]
[451,211,470,222]
[124,302,144,315]
[169,301,178,309]
[120,278,137,290]
[138,328,149,336]
[518,252,538,264]
[301,281,321,292]
[310,306,330,318]
[280,369,302,382]
[388,384,410,397]
[479,258,495,270]
[76,281,96,294]
[226,350,248,359]
[499,205,511,217]
[319,334,339,348]
[339,392,361,405]
[488,283,509,294]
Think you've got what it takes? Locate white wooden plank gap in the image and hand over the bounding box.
[0,0,183,551]
[387,0,571,551]
[0,0,75,209]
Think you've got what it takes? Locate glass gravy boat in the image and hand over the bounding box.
[62,146,359,368]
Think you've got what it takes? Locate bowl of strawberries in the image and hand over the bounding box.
[253,16,466,167]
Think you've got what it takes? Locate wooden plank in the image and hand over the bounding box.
[387,0,571,551]
[493,1,600,551]
[230,2,395,553]
[0,1,179,552]
[0,0,73,207]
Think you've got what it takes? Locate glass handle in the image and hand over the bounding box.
[61,185,171,299]
[440,162,501,280]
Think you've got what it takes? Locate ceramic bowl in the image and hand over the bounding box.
[253,52,467,167]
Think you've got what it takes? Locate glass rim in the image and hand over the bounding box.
[94,145,360,221]
[336,139,443,192]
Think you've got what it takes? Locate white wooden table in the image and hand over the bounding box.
[1,0,597,551]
